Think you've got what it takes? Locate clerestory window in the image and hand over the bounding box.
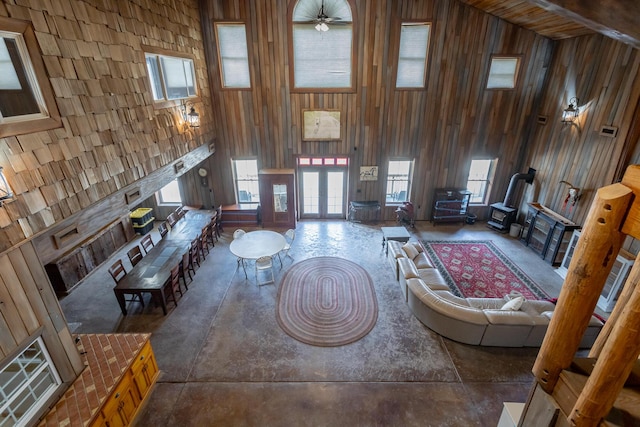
[215,23,251,89]
[290,0,355,90]
[144,48,197,102]
[0,18,61,137]
[396,22,431,89]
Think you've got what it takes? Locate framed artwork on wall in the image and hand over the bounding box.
[360,166,378,181]
[302,110,341,141]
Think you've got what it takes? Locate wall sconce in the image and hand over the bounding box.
[562,97,579,124]
[0,166,13,206]
[181,101,200,128]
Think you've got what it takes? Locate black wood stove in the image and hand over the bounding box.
[488,168,536,233]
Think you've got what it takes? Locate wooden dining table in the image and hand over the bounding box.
[113,210,214,315]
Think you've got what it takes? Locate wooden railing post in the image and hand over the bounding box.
[532,183,632,393]
[570,266,640,425]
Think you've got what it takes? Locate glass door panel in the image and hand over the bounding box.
[301,171,319,216]
[326,171,345,217]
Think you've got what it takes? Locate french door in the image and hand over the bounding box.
[300,168,347,219]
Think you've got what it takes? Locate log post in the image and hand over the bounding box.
[570,271,640,425]
[588,257,640,358]
[532,183,632,393]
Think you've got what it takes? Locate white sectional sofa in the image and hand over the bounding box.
[387,239,603,347]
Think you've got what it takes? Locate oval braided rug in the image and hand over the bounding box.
[276,257,378,347]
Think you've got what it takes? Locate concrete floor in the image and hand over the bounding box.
[60,218,570,426]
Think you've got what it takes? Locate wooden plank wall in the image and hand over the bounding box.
[0,240,84,382]
[520,34,640,227]
[199,0,555,221]
[0,0,216,255]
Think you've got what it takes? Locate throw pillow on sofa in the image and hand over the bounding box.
[500,296,525,311]
[402,242,420,259]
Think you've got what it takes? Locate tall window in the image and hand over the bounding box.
[291,0,354,89]
[0,337,62,427]
[215,23,251,88]
[145,51,197,101]
[0,20,61,137]
[233,159,260,205]
[486,56,520,89]
[156,179,182,205]
[385,160,413,204]
[466,159,497,204]
[396,23,431,88]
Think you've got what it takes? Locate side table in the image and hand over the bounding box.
[381,226,411,254]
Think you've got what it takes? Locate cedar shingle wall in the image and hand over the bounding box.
[0,0,214,254]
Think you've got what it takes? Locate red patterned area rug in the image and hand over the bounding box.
[422,240,549,300]
[276,257,378,347]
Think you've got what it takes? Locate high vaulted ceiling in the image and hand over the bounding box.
[458,0,640,49]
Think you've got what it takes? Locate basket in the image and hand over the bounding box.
[130,208,153,226]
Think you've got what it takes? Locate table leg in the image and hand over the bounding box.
[156,289,168,315]
[114,289,127,316]
[241,258,248,279]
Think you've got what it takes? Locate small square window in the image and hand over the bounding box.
[487,57,520,89]
[156,179,182,205]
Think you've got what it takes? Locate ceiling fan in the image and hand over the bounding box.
[300,0,347,32]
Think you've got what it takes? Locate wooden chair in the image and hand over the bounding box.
[205,222,216,247]
[215,205,223,236]
[179,251,193,288]
[108,259,144,307]
[163,264,181,308]
[199,227,209,259]
[176,206,186,220]
[208,215,218,243]
[141,234,154,254]
[167,212,178,228]
[158,222,168,239]
[190,237,201,268]
[127,245,144,267]
[255,256,275,286]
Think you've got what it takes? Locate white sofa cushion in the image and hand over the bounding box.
[402,242,420,259]
[500,296,525,311]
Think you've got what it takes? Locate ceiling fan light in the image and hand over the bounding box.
[320,22,329,31]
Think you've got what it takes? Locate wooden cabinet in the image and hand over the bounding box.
[100,371,140,427]
[432,188,471,224]
[46,216,132,294]
[259,169,296,229]
[521,203,580,266]
[130,341,159,400]
[89,338,159,427]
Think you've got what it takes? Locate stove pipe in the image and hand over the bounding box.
[503,167,536,208]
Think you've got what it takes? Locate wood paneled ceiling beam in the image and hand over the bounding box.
[526,0,640,48]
